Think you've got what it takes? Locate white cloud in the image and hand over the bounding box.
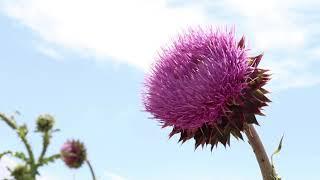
[215,0,320,91]
[200,0,320,91]
[262,56,320,91]
[1,0,206,70]
[0,156,16,179]
[0,156,60,180]
[1,0,320,90]
[36,44,63,60]
[201,0,308,51]
[309,46,320,59]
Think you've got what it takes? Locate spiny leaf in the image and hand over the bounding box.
[271,135,284,163]
[0,112,18,129]
[270,134,284,180]
[0,151,12,159]
[0,151,29,163]
[39,154,60,165]
[13,152,28,162]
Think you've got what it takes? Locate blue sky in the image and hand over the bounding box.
[0,0,320,180]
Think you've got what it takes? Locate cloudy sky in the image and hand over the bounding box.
[0,0,319,179]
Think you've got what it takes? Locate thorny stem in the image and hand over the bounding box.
[0,113,17,129]
[38,132,50,164]
[0,113,36,179]
[19,131,36,178]
[86,160,96,180]
[244,123,275,180]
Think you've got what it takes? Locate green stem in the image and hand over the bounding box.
[38,132,50,164]
[0,113,36,179]
[20,135,36,178]
[0,113,17,129]
[86,160,96,180]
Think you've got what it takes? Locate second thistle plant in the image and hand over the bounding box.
[0,113,61,179]
[0,111,97,180]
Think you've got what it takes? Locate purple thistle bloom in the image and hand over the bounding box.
[143,27,270,149]
[60,140,87,168]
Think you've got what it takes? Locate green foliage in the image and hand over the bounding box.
[0,111,95,180]
[0,113,17,129]
[0,151,12,159]
[0,151,29,163]
[10,165,33,180]
[39,154,61,165]
[0,112,61,180]
[271,135,284,180]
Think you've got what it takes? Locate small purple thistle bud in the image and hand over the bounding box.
[143,26,271,150]
[60,140,87,168]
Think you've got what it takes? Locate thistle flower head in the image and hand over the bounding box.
[60,140,87,168]
[36,114,55,132]
[143,27,271,150]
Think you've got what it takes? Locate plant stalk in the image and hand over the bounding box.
[244,123,275,180]
[0,113,17,129]
[38,132,50,163]
[20,132,36,179]
[86,160,96,180]
[0,113,36,179]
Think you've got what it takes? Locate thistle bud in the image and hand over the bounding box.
[36,114,55,132]
[60,140,87,168]
[10,165,32,180]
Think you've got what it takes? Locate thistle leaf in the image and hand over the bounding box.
[271,135,284,180]
[13,152,28,162]
[272,135,284,158]
[0,151,29,163]
[40,154,60,165]
[0,151,12,159]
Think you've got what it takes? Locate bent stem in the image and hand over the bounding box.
[244,123,275,180]
[86,160,96,180]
